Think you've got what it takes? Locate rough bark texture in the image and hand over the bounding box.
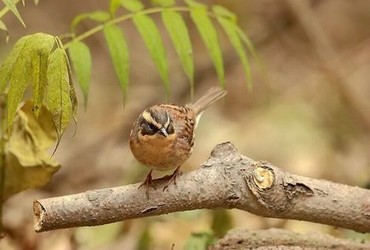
[210,228,370,250]
[33,142,370,233]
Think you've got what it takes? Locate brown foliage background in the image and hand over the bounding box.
[1,0,370,249]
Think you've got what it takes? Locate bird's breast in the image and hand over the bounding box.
[130,133,192,171]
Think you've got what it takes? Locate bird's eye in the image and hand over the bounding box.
[141,121,159,135]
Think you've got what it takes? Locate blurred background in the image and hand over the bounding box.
[1,0,370,249]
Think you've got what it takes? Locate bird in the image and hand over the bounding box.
[129,86,227,194]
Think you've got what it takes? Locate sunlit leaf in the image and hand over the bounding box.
[68,41,92,107]
[121,0,144,12]
[1,33,76,140]
[7,39,33,132]
[133,13,169,95]
[0,35,28,93]
[71,11,110,32]
[3,101,60,201]
[2,0,26,27]
[3,34,56,131]
[190,6,225,87]
[162,9,194,98]
[213,5,252,90]
[151,0,175,7]
[103,24,129,102]
[57,37,78,122]
[31,37,55,117]
[46,48,73,137]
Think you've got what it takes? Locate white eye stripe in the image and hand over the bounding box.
[163,114,170,129]
[142,110,161,128]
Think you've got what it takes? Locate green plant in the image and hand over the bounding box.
[0,0,255,231]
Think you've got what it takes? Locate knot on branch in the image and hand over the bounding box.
[245,161,315,214]
[86,189,113,207]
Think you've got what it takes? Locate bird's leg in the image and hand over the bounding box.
[163,166,181,191]
[139,169,154,197]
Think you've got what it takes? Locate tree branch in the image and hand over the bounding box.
[33,142,370,233]
[210,228,370,250]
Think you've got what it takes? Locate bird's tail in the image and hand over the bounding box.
[193,86,227,116]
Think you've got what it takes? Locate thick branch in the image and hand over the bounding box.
[33,142,370,233]
[210,228,370,250]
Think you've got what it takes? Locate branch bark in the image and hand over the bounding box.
[33,142,370,233]
[210,228,370,250]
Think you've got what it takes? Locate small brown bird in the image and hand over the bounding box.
[129,87,227,193]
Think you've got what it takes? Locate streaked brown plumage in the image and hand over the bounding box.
[129,87,227,193]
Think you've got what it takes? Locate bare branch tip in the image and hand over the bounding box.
[211,141,239,159]
[33,200,45,232]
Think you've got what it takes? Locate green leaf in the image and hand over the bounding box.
[31,37,55,117]
[71,11,110,32]
[213,6,252,90]
[68,41,92,107]
[133,13,169,95]
[110,0,121,16]
[236,26,257,62]
[151,0,175,7]
[184,232,215,250]
[212,5,236,21]
[7,38,33,132]
[137,226,152,250]
[2,0,26,27]
[190,6,225,87]
[161,9,194,98]
[1,34,57,131]
[46,48,73,137]
[211,209,232,238]
[0,35,28,94]
[0,20,7,31]
[184,0,205,7]
[103,24,129,102]
[1,33,76,136]
[3,101,60,201]
[121,0,144,12]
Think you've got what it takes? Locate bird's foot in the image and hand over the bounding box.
[162,166,181,191]
[139,169,155,198]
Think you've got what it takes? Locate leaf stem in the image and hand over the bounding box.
[63,6,191,49]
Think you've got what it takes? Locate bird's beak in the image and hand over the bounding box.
[159,127,168,137]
